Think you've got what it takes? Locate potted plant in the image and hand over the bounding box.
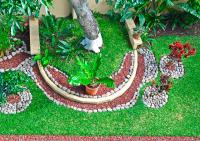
[133,25,145,40]
[68,56,115,95]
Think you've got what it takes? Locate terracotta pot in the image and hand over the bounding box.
[7,94,21,104]
[85,85,100,96]
[133,33,141,40]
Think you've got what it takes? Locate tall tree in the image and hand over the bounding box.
[70,0,103,53]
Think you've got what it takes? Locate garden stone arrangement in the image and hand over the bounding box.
[0,90,32,114]
[160,55,184,79]
[0,43,160,113]
[142,86,168,109]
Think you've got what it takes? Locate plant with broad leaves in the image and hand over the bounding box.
[68,56,115,88]
[40,15,74,47]
[34,49,52,67]
[56,40,75,59]
[0,0,52,36]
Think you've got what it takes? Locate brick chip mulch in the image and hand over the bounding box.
[0,136,199,141]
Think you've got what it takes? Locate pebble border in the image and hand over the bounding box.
[44,51,135,99]
[142,86,168,109]
[35,48,158,113]
[160,55,184,79]
[137,48,158,83]
[0,90,32,114]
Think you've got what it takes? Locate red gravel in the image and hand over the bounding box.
[32,55,144,110]
[47,53,133,96]
[0,136,199,141]
[0,53,30,69]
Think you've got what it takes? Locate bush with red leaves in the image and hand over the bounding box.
[169,42,196,60]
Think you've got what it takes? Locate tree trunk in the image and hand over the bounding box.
[70,0,103,53]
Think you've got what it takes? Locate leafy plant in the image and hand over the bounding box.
[0,18,12,53]
[40,15,74,47]
[0,0,52,36]
[68,56,115,88]
[34,49,52,67]
[0,71,27,105]
[56,40,75,59]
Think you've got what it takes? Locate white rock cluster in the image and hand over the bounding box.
[138,48,158,83]
[160,55,184,79]
[0,90,32,114]
[143,86,168,109]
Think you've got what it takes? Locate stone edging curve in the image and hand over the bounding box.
[37,49,138,104]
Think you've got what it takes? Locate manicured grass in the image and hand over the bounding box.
[0,15,199,136]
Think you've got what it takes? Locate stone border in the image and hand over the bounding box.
[138,47,158,83]
[0,43,27,63]
[142,86,168,109]
[0,136,198,141]
[36,49,156,113]
[44,52,135,99]
[0,90,32,114]
[37,49,138,104]
[160,55,184,79]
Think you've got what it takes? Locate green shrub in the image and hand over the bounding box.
[40,15,74,47]
[0,21,11,53]
[0,71,27,105]
[0,0,52,36]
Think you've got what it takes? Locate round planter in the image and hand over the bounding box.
[86,85,100,96]
[0,90,32,114]
[142,86,168,109]
[160,55,184,79]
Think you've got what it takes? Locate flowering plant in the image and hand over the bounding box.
[169,42,196,60]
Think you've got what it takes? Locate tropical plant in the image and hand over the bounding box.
[0,19,12,55]
[0,71,27,105]
[34,49,52,67]
[40,15,74,47]
[68,56,115,88]
[0,0,52,35]
[56,40,75,59]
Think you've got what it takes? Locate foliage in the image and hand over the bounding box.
[169,42,196,60]
[34,49,52,67]
[56,40,75,59]
[0,17,12,52]
[0,0,52,36]
[68,56,115,88]
[0,71,27,105]
[40,15,74,47]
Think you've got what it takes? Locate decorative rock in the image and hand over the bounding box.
[160,55,184,79]
[142,86,168,109]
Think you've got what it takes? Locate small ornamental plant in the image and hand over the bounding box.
[169,41,196,60]
[151,75,173,93]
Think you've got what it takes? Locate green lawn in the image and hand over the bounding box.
[0,15,199,136]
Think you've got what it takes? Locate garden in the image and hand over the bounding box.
[0,0,199,139]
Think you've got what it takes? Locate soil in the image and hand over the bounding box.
[15,28,30,51]
[157,22,200,36]
[7,94,21,104]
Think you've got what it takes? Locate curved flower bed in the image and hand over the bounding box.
[160,55,184,79]
[0,90,32,114]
